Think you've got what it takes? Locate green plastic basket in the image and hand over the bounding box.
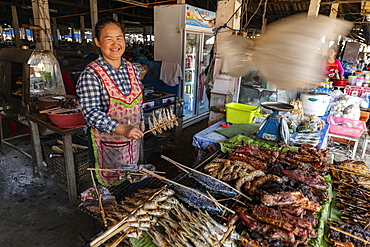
[225,102,261,124]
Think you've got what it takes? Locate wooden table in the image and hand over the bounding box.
[27,113,85,201]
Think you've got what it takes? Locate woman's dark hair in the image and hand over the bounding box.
[95,18,123,40]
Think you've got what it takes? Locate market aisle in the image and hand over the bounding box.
[0,118,208,247]
[0,132,96,247]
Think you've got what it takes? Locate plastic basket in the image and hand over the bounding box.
[328,116,367,138]
[225,103,260,124]
[41,135,91,191]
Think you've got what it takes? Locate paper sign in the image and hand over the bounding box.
[211,58,238,95]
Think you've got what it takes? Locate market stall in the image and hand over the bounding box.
[76,81,370,246]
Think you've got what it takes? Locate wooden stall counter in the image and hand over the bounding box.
[27,113,86,202]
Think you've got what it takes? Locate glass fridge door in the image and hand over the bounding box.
[198,34,214,114]
[183,32,200,120]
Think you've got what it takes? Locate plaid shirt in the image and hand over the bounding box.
[76,56,143,133]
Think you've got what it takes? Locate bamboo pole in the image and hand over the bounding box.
[141,168,235,214]
[90,170,107,228]
[337,165,370,173]
[143,117,178,135]
[39,107,80,114]
[217,225,235,247]
[336,193,368,203]
[39,107,61,114]
[87,168,165,175]
[107,227,133,247]
[57,139,88,150]
[330,225,370,244]
[330,167,370,177]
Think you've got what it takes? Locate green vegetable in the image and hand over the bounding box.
[308,174,333,247]
[220,134,298,153]
[130,232,157,247]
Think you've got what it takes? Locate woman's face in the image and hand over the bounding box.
[94,23,125,63]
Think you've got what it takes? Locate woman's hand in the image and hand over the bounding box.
[114,124,144,139]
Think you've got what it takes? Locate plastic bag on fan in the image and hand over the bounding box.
[218,14,352,91]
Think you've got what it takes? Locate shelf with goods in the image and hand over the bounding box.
[185,53,197,70]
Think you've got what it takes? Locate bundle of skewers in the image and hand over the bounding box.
[89,186,239,247]
[39,97,82,114]
[145,106,178,135]
[329,160,370,246]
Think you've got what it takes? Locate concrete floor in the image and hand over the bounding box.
[0,118,208,247]
[1,117,369,247]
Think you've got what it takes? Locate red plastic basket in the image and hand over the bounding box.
[328,116,367,138]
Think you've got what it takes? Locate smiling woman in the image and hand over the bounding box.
[76,17,145,186]
[94,20,126,68]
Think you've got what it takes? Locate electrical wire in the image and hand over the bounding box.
[261,0,268,35]
[242,0,264,31]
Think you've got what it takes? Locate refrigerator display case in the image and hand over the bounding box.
[154,4,215,128]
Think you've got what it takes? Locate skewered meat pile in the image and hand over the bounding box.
[329,160,370,243]
[202,141,332,246]
[205,143,330,198]
[328,218,370,247]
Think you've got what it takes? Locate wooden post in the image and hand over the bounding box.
[62,134,77,202]
[330,3,339,18]
[307,0,321,18]
[143,26,148,47]
[80,15,85,41]
[31,0,53,52]
[11,6,21,48]
[52,18,59,48]
[209,0,241,126]
[70,23,75,43]
[90,0,99,53]
[177,0,185,3]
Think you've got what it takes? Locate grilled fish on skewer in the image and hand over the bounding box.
[161,155,250,199]
[151,112,162,134]
[165,108,173,129]
[148,117,156,135]
[157,110,167,131]
[161,108,170,129]
[169,106,178,126]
